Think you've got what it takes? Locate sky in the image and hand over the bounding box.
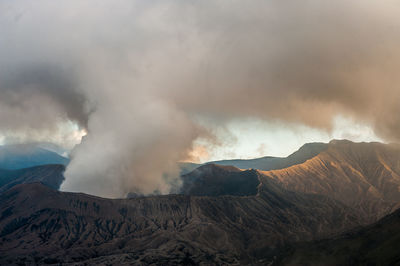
[190,115,382,163]
[0,116,380,161]
[0,0,399,197]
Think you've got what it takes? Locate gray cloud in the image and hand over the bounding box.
[0,64,88,129]
[1,0,400,197]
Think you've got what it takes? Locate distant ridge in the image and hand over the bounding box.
[2,140,400,264]
[179,142,327,174]
[0,143,69,170]
[209,142,327,170]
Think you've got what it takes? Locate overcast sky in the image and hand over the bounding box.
[0,0,398,197]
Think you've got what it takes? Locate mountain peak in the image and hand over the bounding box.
[261,139,400,222]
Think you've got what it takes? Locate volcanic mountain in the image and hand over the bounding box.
[260,140,400,222]
[0,173,361,265]
[1,140,400,265]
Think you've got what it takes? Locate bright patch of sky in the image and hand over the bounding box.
[0,121,86,152]
[0,116,382,163]
[191,115,383,163]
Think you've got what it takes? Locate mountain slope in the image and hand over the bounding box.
[180,164,260,196]
[0,164,65,193]
[2,140,400,264]
[0,177,362,265]
[260,140,400,222]
[278,207,400,266]
[0,143,69,170]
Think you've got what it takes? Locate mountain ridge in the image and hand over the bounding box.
[2,139,400,264]
[179,142,328,174]
[0,143,69,170]
[0,173,363,265]
[259,140,400,222]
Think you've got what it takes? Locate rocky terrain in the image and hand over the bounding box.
[261,140,400,222]
[180,164,260,196]
[277,207,400,265]
[0,174,361,265]
[1,140,400,265]
[0,164,65,193]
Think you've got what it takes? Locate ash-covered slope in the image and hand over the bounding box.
[0,164,65,193]
[278,207,400,266]
[0,175,361,265]
[2,140,400,265]
[260,140,400,222]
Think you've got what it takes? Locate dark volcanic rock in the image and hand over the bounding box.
[0,177,361,265]
[0,164,65,193]
[278,207,400,266]
[2,140,400,265]
[180,164,260,196]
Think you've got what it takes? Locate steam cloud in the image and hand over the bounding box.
[1,0,400,197]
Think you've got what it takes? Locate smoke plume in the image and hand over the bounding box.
[1,0,400,197]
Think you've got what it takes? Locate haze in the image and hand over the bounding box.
[0,0,399,197]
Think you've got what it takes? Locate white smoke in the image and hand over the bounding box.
[1,0,400,197]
